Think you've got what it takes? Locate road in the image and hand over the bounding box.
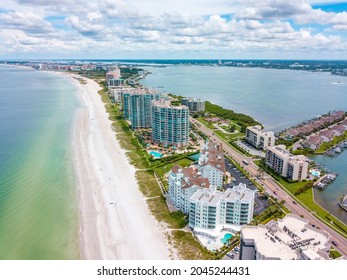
[190,117,347,256]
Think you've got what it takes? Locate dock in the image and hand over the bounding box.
[314,173,338,190]
[325,140,347,157]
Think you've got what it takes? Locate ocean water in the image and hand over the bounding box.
[0,66,80,259]
[141,65,347,222]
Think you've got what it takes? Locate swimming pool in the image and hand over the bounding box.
[189,153,200,161]
[221,233,233,244]
[150,151,163,158]
[310,170,321,177]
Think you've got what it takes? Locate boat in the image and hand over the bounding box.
[339,195,347,212]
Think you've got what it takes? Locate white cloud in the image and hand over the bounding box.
[0,0,346,58]
[98,0,142,20]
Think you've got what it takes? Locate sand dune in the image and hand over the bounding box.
[69,74,170,259]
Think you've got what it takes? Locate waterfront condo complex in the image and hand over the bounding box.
[151,99,189,147]
[198,141,226,188]
[181,98,205,113]
[240,214,332,260]
[168,165,210,214]
[106,66,121,87]
[245,125,275,150]
[123,88,162,129]
[189,183,255,229]
[265,145,309,181]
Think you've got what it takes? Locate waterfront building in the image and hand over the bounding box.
[106,67,121,83]
[240,214,331,260]
[151,99,189,147]
[245,125,275,150]
[123,88,161,129]
[109,87,130,103]
[305,135,322,150]
[265,145,309,181]
[107,78,123,87]
[198,141,226,188]
[168,166,210,214]
[189,183,255,229]
[181,98,205,113]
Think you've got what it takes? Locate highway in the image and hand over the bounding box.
[190,117,347,256]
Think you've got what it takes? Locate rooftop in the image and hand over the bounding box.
[199,141,226,173]
[190,183,255,206]
[171,165,210,189]
[241,214,331,260]
[152,98,189,110]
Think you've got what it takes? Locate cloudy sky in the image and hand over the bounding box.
[0,0,347,59]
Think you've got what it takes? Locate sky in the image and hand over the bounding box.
[0,0,347,60]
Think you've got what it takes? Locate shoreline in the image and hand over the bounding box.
[65,73,171,259]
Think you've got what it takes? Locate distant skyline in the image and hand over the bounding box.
[1,0,347,60]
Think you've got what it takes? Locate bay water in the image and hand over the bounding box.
[141,65,347,222]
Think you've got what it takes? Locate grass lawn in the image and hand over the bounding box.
[155,158,193,177]
[136,170,162,197]
[197,117,216,130]
[146,196,187,229]
[330,249,342,259]
[169,230,216,260]
[214,130,230,141]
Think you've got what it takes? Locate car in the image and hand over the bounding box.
[292,200,297,205]
[332,241,338,247]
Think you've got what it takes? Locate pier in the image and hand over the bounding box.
[326,140,347,157]
[314,173,338,190]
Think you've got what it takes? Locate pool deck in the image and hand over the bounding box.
[193,224,241,251]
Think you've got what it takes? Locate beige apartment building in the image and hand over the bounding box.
[265,145,309,181]
[246,125,275,150]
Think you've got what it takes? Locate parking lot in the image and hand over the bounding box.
[223,246,240,260]
[224,158,269,216]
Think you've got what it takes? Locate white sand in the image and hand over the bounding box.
[68,74,170,259]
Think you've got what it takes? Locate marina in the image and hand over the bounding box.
[326,141,347,157]
[314,173,338,190]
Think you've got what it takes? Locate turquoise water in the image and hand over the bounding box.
[189,153,200,161]
[0,66,80,259]
[221,233,233,244]
[141,66,347,222]
[150,151,163,158]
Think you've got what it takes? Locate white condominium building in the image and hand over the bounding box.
[266,145,309,181]
[198,142,226,188]
[168,165,210,214]
[240,214,331,260]
[246,125,275,150]
[181,98,205,113]
[189,183,255,230]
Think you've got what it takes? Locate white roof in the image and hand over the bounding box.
[241,214,330,260]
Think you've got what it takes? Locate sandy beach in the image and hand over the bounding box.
[69,74,170,259]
